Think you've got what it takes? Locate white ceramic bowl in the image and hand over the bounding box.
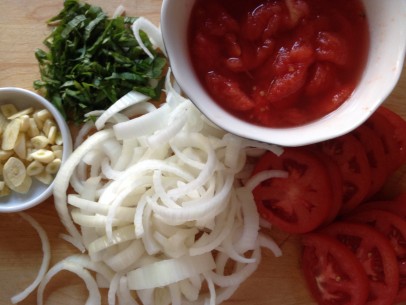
[0,87,72,213]
[161,0,406,147]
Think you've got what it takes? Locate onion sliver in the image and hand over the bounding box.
[95,91,150,130]
[127,253,216,290]
[37,259,101,305]
[131,17,166,59]
[53,129,115,252]
[113,103,170,140]
[11,213,51,304]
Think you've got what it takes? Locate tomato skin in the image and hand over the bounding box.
[355,198,406,226]
[252,148,332,233]
[301,233,369,305]
[307,148,343,224]
[314,133,371,214]
[351,125,388,197]
[376,106,406,167]
[321,222,399,305]
[365,110,402,173]
[346,209,406,302]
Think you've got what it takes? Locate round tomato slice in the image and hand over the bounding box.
[365,110,401,173]
[301,233,369,305]
[309,149,343,224]
[321,221,399,305]
[377,106,406,167]
[356,199,406,223]
[315,133,371,214]
[346,209,406,302]
[351,125,388,197]
[251,147,332,233]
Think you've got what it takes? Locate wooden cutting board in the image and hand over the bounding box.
[0,1,405,304]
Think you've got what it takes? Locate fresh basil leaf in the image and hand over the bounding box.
[34,0,167,123]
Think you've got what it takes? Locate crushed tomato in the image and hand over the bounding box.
[188,0,369,127]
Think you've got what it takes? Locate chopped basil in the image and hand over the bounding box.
[34,0,167,123]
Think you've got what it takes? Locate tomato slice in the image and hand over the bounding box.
[308,148,343,224]
[252,147,332,233]
[351,125,388,197]
[314,133,371,214]
[356,199,406,223]
[364,109,402,173]
[376,106,406,167]
[301,233,369,305]
[321,221,399,305]
[346,209,406,302]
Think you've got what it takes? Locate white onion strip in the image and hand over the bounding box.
[37,259,101,305]
[127,253,216,290]
[10,213,51,304]
[131,17,166,58]
[54,129,115,252]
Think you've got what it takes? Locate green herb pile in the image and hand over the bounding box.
[34,0,167,123]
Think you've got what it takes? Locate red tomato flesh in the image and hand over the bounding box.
[314,133,371,214]
[188,0,369,127]
[351,125,388,197]
[365,110,402,173]
[346,209,406,302]
[301,233,369,305]
[321,222,399,305]
[376,106,406,168]
[252,148,332,233]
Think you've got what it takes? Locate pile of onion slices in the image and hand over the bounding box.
[16,17,285,305]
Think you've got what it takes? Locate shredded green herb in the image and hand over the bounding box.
[34,0,167,123]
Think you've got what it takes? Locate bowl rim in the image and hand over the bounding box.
[161,0,406,147]
[0,87,73,213]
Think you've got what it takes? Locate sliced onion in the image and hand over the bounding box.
[95,91,150,130]
[113,103,170,140]
[44,42,286,305]
[127,253,216,290]
[37,259,101,305]
[11,213,51,304]
[53,129,115,251]
[131,17,166,58]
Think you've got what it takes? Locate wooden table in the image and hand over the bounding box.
[0,1,405,304]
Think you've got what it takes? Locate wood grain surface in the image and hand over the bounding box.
[0,1,405,305]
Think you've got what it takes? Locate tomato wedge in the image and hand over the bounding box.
[314,133,371,214]
[252,147,332,233]
[301,233,369,305]
[321,221,399,305]
[346,209,406,302]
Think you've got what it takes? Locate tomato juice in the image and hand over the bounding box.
[188,0,369,127]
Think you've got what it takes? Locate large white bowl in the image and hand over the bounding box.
[0,87,72,213]
[161,0,406,147]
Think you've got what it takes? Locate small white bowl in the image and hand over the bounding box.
[161,0,406,147]
[0,87,72,213]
